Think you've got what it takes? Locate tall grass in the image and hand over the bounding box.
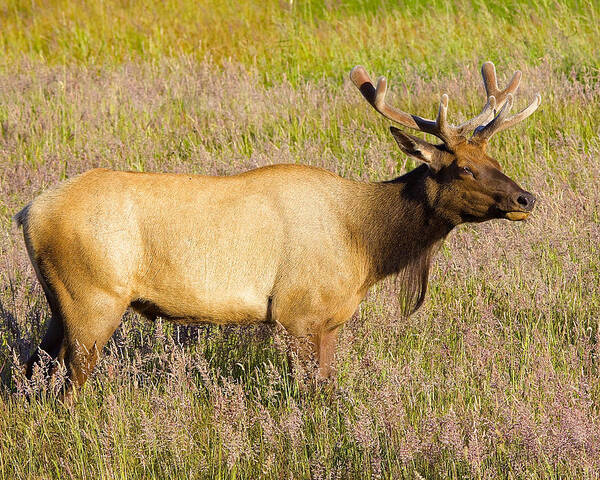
[1,1,599,478]
[1,0,598,81]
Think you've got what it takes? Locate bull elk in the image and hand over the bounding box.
[16,62,540,397]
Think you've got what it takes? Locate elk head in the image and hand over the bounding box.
[351,62,541,226]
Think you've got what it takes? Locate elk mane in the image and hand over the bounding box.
[351,168,449,316]
[393,239,441,316]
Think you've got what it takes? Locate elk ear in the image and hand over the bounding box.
[389,126,443,171]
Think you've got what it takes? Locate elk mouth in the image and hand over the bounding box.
[503,211,530,221]
[496,192,535,221]
[491,206,531,221]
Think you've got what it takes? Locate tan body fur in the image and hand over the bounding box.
[20,164,429,389]
[24,165,373,331]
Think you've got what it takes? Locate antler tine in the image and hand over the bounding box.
[481,61,522,110]
[350,65,455,144]
[481,62,499,96]
[435,94,452,140]
[350,66,418,129]
[410,92,456,144]
[374,76,423,130]
[473,93,542,144]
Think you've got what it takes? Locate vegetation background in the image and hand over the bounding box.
[1,0,599,478]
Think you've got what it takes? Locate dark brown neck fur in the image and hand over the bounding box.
[350,165,455,314]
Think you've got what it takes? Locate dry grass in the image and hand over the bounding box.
[1,1,599,479]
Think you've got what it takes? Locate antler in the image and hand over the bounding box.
[349,65,462,145]
[479,62,522,117]
[350,62,540,148]
[471,91,542,145]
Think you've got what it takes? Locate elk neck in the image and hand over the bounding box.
[349,164,455,284]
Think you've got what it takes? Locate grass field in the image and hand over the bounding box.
[1,0,599,478]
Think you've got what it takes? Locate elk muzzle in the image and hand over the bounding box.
[504,190,536,221]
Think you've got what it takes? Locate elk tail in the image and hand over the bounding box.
[14,204,30,228]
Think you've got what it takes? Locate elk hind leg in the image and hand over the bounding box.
[25,267,66,380]
[25,313,65,379]
[56,292,128,399]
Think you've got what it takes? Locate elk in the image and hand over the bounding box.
[16,62,540,397]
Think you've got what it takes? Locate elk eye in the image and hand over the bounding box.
[462,166,474,176]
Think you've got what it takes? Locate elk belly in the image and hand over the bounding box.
[130,289,270,325]
[131,241,280,325]
[131,199,283,325]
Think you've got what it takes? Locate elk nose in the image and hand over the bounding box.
[516,191,536,211]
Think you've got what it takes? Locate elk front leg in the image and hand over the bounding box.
[314,325,341,379]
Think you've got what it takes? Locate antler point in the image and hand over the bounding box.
[376,76,387,91]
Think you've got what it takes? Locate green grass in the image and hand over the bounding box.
[1,0,598,81]
[1,0,600,479]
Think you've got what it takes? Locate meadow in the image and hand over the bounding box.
[1,0,599,478]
